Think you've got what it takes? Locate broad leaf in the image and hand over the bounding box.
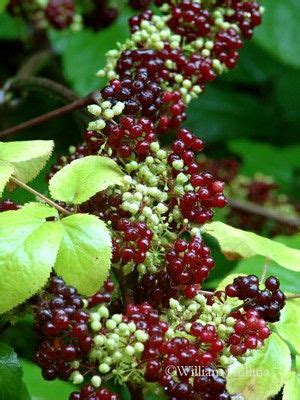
[49,155,124,205]
[228,140,293,191]
[186,85,277,144]
[204,222,300,272]
[0,203,62,314]
[50,5,133,94]
[0,161,14,196]
[54,214,112,296]
[0,140,54,188]
[227,333,291,400]
[275,298,300,353]
[283,371,300,400]
[22,359,75,400]
[0,342,22,400]
[255,0,300,69]
[231,256,300,294]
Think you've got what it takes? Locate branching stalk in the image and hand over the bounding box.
[10,176,71,216]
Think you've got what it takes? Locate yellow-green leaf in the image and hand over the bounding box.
[283,371,300,400]
[227,333,291,400]
[0,140,54,188]
[54,214,112,296]
[0,161,14,196]
[0,203,62,314]
[49,155,124,204]
[275,297,300,353]
[204,222,300,271]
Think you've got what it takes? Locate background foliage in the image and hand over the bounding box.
[0,0,299,399]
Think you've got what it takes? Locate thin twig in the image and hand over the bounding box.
[286,295,300,300]
[228,198,300,228]
[17,50,55,78]
[0,90,98,139]
[10,176,71,216]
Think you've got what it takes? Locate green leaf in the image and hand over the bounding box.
[204,222,300,272]
[0,203,62,314]
[186,85,277,144]
[0,0,8,13]
[20,382,31,400]
[50,6,133,95]
[49,155,124,205]
[0,161,14,196]
[231,256,300,294]
[22,359,74,400]
[228,140,293,191]
[0,342,22,400]
[0,13,27,39]
[254,0,300,68]
[54,214,112,296]
[283,371,300,400]
[275,298,300,353]
[0,140,54,188]
[227,333,291,400]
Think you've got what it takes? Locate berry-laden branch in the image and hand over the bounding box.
[9,176,71,216]
[228,198,300,229]
[0,85,98,139]
[24,2,289,400]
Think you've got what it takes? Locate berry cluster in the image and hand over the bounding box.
[226,275,285,322]
[70,385,119,400]
[83,0,118,31]
[228,310,271,356]
[34,276,115,381]
[36,1,283,399]
[166,236,215,285]
[7,0,81,30]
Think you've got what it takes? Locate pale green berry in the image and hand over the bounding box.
[91,375,102,388]
[106,319,117,330]
[125,345,135,356]
[99,363,110,374]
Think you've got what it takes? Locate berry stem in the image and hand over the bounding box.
[286,294,300,300]
[0,79,98,139]
[228,198,300,228]
[10,176,71,216]
[261,257,269,283]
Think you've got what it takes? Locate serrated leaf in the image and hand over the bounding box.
[275,298,300,353]
[204,222,300,272]
[283,371,300,400]
[54,214,112,296]
[0,203,62,314]
[227,333,291,400]
[0,140,54,188]
[0,342,22,400]
[49,155,124,205]
[0,161,14,196]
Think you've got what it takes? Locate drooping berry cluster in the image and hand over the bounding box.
[228,309,271,356]
[7,0,81,30]
[226,275,285,322]
[33,276,115,381]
